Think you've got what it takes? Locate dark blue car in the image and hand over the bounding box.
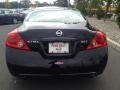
[0,9,23,25]
[5,7,108,78]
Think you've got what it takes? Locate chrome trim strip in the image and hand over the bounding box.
[19,72,97,76]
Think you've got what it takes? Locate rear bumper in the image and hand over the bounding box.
[6,46,108,75]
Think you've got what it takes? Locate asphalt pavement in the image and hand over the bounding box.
[0,24,120,90]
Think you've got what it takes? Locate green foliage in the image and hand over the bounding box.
[0,2,5,8]
[76,0,104,16]
[96,7,105,20]
[76,4,87,16]
[20,0,31,8]
[54,0,68,7]
[90,0,104,9]
[0,1,27,9]
[75,0,89,16]
[117,14,120,27]
[116,1,120,27]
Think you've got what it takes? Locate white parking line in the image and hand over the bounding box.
[107,38,120,47]
[107,38,120,51]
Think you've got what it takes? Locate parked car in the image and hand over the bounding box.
[0,9,22,24]
[10,9,25,22]
[19,9,33,21]
[5,7,108,78]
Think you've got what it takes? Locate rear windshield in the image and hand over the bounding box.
[26,10,86,24]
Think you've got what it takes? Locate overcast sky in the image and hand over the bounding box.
[0,0,74,4]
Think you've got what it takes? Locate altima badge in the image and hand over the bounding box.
[56,30,63,36]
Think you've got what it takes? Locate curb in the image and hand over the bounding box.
[108,38,120,52]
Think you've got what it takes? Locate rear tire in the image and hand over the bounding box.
[12,18,18,24]
[7,64,26,79]
[86,73,98,78]
[10,70,27,79]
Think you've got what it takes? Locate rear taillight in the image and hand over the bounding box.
[6,29,30,50]
[87,31,107,49]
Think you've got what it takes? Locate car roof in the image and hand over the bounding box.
[27,7,83,18]
[32,7,81,14]
[35,6,69,11]
[25,7,86,23]
[32,7,82,16]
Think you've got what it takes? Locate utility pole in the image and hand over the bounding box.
[5,0,9,8]
[18,0,20,10]
[68,0,70,8]
[75,0,78,9]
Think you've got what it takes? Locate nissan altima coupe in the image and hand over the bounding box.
[5,8,108,78]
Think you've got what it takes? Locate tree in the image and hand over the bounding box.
[20,0,31,8]
[104,0,113,22]
[74,0,90,15]
[54,0,68,7]
[41,2,50,6]
[116,0,120,27]
[10,1,19,8]
[75,0,104,16]
[0,2,5,8]
[34,1,41,7]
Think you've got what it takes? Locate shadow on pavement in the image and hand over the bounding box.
[10,76,104,90]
